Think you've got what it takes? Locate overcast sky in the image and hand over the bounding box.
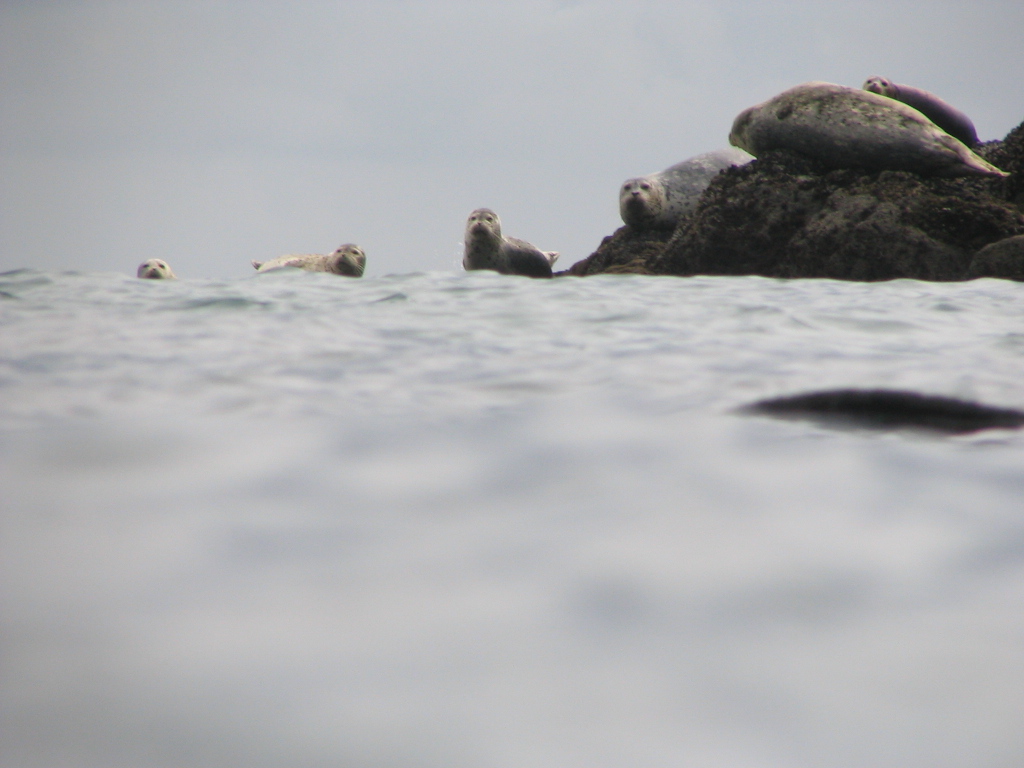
[2,1,1023,278]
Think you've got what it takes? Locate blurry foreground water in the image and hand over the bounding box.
[2,268,1024,768]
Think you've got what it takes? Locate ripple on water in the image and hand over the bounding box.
[176,296,274,311]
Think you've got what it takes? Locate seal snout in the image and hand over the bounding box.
[137,258,176,279]
[863,76,895,97]
[329,244,366,277]
[466,208,501,239]
[467,222,494,240]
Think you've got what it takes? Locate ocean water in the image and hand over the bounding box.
[2,267,1024,768]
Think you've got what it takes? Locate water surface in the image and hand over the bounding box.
[2,268,1024,768]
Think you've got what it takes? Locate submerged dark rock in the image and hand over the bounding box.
[566,118,1024,281]
[742,389,1024,434]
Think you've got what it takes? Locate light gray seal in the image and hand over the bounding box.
[729,81,1007,178]
[863,76,979,148]
[619,148,754,230]
[137,259,176,279]
[253,244,366,277]
[462,208,558,278]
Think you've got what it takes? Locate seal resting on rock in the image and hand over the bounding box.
[137,259,176,279]
[863,76,979,148]
[462,208,557,278]
[253,244,366,277]
[619,148,753,231]
[729,81,1007,178]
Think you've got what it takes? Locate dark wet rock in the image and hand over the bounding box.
[562,228,667,276]
[742,389,1024,434]
[567,118,1024,281]
[966,234,1024,280]
[982,120,1024,209]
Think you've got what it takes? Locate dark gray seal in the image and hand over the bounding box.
[137,259,176,279]
[729,81,1007,178]
[863,76,979,148]
[253,244,366,277]
[462,208,557,278]
[619,148,753,231]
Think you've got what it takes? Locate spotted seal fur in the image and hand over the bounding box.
[619,148,753,230]
[253,244,366,277]
[137,259,176,279]
[729,81,1006,178]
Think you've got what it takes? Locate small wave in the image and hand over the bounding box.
[175,296,273,311]
[371,292,408,303]
[0,269,53,295]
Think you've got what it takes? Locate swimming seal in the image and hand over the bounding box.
[729,82,1006,178]
[253,244,366,277]
[137,259,176,279]
[619,148,753,230]
[863,76,980,148]
[462,208,557,278]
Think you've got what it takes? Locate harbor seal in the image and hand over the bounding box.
[729,81,1007,178]
[252,244,366,277]
[462,208,557,278]
[137,259,176,279]
[863,76,980,147]
[619,148,754,230]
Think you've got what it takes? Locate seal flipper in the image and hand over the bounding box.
[937,133,1009,178]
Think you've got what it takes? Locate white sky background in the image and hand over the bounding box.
[2,1,1023,278]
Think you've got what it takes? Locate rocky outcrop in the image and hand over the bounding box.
[565,118,1024,281]
[966,234,1024,280]
[983,119,1024,207]
[564,228,667,276]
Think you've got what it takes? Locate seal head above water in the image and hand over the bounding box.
[253,244,366,277]
[619,148,754,231]
[729,81,1006,178]
[863,76,980,148]
[137,259,176,279]
[462,208,557,278]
